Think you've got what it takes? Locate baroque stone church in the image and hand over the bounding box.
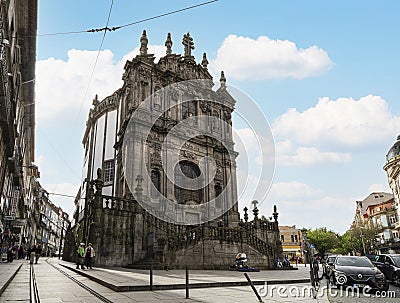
[64,31,282,269]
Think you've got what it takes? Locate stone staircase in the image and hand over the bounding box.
[100,195,281,269]
[126,212,277,269]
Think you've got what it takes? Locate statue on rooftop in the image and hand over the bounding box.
[182,32,194,57]
[165,33,173,55]
[140,30,148,56]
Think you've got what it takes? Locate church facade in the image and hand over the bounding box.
[64,31,282,269]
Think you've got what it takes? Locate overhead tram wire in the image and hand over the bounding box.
[30,0,219,38]
[30,0,219,202]
[48,193,76,198]
[76,0,115,120]
[114,0,219,30]
[74,0,218,121]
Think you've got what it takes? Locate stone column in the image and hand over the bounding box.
[88,169,104,264]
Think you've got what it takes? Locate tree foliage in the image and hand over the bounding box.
[339,221,380,255]
[306,227,340,257]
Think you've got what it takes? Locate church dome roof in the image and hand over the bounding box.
[386,135,400,161]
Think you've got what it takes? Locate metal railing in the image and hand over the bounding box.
[30,263,40,303]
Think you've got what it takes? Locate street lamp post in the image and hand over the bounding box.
[301,228,308,267]
[58,225,63,259]
[360,231,366,255]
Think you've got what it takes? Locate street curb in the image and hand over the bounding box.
[60,264,310,292]
[0,263,22,296]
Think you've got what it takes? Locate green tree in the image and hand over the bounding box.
[346,221,380,255]
[306,227,340,257]
[337,231,357,255]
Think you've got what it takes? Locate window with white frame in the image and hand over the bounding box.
[393,231,399,240]
[103,160,115,185]
[389,215,397,224]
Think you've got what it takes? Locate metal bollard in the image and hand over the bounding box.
[244,273,263,302]
[150,264,153,291]
[185,266,189,299]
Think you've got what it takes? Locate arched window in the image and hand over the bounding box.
[150,170,160,198]
[174,161,202,204]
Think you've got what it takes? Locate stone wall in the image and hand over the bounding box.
[166,239,272,269]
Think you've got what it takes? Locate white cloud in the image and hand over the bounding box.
[256,183,357,234]
[276,140,351,166]
[367,183,391,194]
[36,49,122,125]
[237,178,357,233]
[234,128,275,202]
[273,95,400,148]
[210,35,333,81]
[269,181,323,199]
[36,45,166,128]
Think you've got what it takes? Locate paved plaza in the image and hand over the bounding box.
[0,257,332,303]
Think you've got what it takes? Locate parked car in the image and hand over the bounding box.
[328,256,388,291]
[365,254,377,262]
[324,255,338,279]
[373,254,400,286]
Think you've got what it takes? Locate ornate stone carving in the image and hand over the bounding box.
[181,149,196,160]
[150,150,162,166]
[201,53,209,69]
[140,30,148,56]
[199,100,210,113]
[182,33,194,57]
[153,87,162,109]
[170,90,179,101]
[215,166,223,181]
[220,71,226,88]
[165,33,173,55]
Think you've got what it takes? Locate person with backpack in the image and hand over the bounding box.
[84,243,95,269]
[76,243,85,269]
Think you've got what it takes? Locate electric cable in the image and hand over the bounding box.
[32,0,219,37]
[76,0,115,120]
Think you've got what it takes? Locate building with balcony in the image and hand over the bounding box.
[0,0,38,254]
[384,135,400,231]
[35,183,70,256]
[353,192,400,254]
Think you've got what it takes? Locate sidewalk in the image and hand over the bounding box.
[50,258,330,303]
[58,258,313,292]
[0,258,329,303]
[0,259,24,296]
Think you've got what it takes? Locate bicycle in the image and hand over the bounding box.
[309,258,320,299]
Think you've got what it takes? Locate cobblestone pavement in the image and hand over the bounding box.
[0,258,330,303]
[0,260,29,303]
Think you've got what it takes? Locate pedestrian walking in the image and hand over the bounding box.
[18,245,24,259]
[7,245,13,263]
[30,244,36,264]
[35,245,42,264]
[76,242,85,269]
[26,245,31,260]
[85,243,95,269]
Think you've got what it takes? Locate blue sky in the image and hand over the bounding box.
[35,0,400,233]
